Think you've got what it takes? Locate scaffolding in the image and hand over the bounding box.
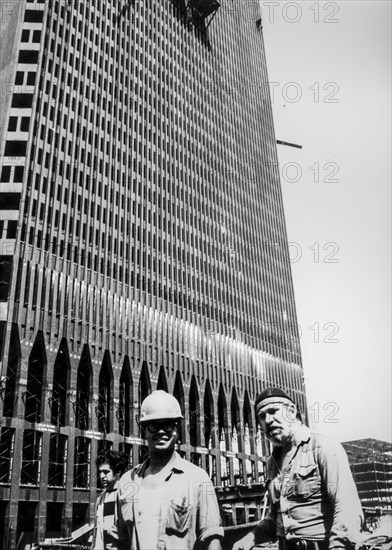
[342,439,392,516]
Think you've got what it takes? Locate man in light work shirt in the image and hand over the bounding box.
[234,387,363,550]
[116,390,223,549]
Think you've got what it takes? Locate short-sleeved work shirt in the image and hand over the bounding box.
[116,452,224,550]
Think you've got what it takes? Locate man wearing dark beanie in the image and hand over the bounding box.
[233,387,363,550]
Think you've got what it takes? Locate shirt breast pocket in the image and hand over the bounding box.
[166,498,192,536]
[292,464,321,499]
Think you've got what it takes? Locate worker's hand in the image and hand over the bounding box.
[232,531,256,550]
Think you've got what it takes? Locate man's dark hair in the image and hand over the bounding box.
[96,450,127,475]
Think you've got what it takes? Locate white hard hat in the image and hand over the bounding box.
[139,390,183,423]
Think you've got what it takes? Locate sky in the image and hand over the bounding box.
[261,1,391,443]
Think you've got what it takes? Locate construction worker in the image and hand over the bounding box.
[92,450,127,549]
[116,390,223,549]
[233,387,363,550]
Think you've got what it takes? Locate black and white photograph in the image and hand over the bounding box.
[0,1,390,549]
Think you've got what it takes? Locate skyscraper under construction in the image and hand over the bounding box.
[0,0,305,546]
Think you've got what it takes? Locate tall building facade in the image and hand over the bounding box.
[0,0,305,546]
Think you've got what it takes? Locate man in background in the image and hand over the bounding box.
[92,450,127,550]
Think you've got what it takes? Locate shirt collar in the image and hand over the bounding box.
[292,423,312,446]
[137,451,186,477]
[271,423,311,461]
[104,480,119,493]
[171,451,187,472]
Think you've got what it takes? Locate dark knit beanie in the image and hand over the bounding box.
[255,387,295,411]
